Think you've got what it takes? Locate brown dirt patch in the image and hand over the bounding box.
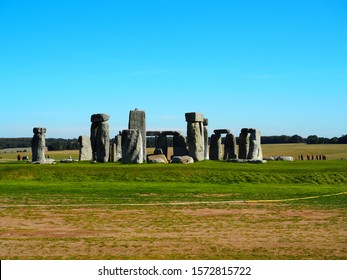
[0,204,346,259]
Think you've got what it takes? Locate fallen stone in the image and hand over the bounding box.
[275,156,294,161]
[171,155,194,164]
[147,154,169,164]
[60,158,78,163]
[31,158,56,164]
[228,159,267,164]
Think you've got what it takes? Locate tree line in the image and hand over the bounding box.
[0,134,346,151]
[0,138,79,151]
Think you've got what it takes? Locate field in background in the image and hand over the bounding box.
[1,143,346,161]
[0,157,346,260]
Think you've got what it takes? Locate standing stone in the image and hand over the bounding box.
[31,127,46,162]
[78,135,92,161]
[128,109,146,161]
[209,133,223,160]
[185,112,205,161]
[110,132,122,162]
[156,134,168,158]
[173,133,188,156]
[224,133,238,160]
[203,118,209,160]
[121,129,143,164]
[114,133,122,162]
[90,113,110,163]
[96,121,110,163]
[238,128,250,159]
[248,129,263,160]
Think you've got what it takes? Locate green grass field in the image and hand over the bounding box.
[0,145,346,260]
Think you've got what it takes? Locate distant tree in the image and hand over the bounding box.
[306,135,319,144]
[288,134,304,143]
[329,137,339,144]
[338,135,347,144]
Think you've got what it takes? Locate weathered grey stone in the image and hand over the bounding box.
[96,121,110,163]
[156,134,168,158]
[186,112,205,161]
[147,154,168,164]
[90,114,110,163]
[121,129,143,164]
[224,133,237,160]
[209,133,223,160]
[31,127,46,162]
[129,109,146,161]
[238,128,250,159]
[161,131,181,136]
[60,158,76,163]
[114,134,122,162]
[32,158,56,164]
[146,131,162,137]
[185,112,204,123]
[109,133,122,162]
[203,118,209,160]
[173,134,188,156]
[228,159,266,164]
[171,155,194,164]
[154,148,164,155]
[264,156,275,161]
[78,135,92,161]
[91,113,110,123]
[187,121,205,161]
[214,129,230,135]
[275,156,294,161]
[247,129,263,160]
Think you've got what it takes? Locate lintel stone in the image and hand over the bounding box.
[91,113,110,123]
[146,131,162,137]
[214,129,231,135]
[185,112,204,123]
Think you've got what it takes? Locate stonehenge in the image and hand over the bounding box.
[31,110,265,165]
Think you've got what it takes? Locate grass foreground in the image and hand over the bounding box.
[0,157,346,260]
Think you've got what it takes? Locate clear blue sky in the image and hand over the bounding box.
[1,0,346,138]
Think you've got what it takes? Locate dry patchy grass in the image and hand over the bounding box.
[0,203,345,260]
